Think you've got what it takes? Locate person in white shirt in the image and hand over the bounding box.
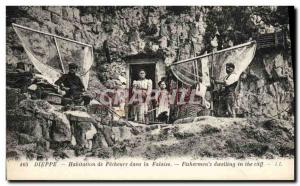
[213,63,239,117]
[132,69,152,123]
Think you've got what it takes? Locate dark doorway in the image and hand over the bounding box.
[128,63,156,122]
[129,63,156,89]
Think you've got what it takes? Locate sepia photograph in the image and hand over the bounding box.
[5,5,295,180]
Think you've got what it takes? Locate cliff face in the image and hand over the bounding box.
[7,6,207,82]
[6,6,295,160]
[6,6,294,119]
[237,49,294,119]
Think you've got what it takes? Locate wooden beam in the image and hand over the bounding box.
[54,37,65,74]
[12,23,93,48]
[170,41,256,66]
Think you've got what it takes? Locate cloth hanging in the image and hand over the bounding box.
[171,42,257,86]
[13,25,62,85]
[13,24,93,89]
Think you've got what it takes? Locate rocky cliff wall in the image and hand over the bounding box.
[6,6,294,119]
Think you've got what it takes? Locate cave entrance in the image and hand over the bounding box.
[125,57,166,89]
[125,57,166,122]
[129,63,156,89]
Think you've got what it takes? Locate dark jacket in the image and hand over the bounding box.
[55,73,84,97]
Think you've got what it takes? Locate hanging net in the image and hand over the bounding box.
[170,58,202,86]
[171,41,257,86]
[210,42,257,81]
[13,24,93,90]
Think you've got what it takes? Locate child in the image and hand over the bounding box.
[156,80,170,123]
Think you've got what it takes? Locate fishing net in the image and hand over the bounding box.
[170,58,202,86]
[171,42,257,86]
[210,42,257,81]
[13,24,93,90]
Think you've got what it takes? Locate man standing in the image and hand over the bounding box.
[213,63,239,117]
[55,63,87,105]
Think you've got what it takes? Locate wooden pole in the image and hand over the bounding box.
[54,37,65,74]
[210,51,214,116]
[170,41,256,66]
[12,23,93,48]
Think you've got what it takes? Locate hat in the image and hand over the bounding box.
[69,63,78,69]
[226,63,235,69]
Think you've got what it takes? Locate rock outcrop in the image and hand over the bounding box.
[6,6,294,160]
[6,6,294,119]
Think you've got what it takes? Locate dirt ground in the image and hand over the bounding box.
[123,116,295,159]
[7,116,294,160]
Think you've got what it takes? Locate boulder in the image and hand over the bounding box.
[9,114,45,139]
[19,99,56,120]
[30,121,44,139]
[72,121,94,148]
[51,111,72,142]
[65,110,92,122]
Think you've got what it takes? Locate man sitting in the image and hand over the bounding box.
[55,63,90,106]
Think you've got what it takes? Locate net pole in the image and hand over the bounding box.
[194,60,198,82]
[192,60,197,82]
[12,23,93,48]
[192,42,199,82]
[170,41,255,66]
[210,51,214,116]
[176,48,180,118]
[54,37,66,74]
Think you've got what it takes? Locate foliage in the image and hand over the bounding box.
[204,6,290,51]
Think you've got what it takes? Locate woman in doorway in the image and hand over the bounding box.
[132,69,152,124]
